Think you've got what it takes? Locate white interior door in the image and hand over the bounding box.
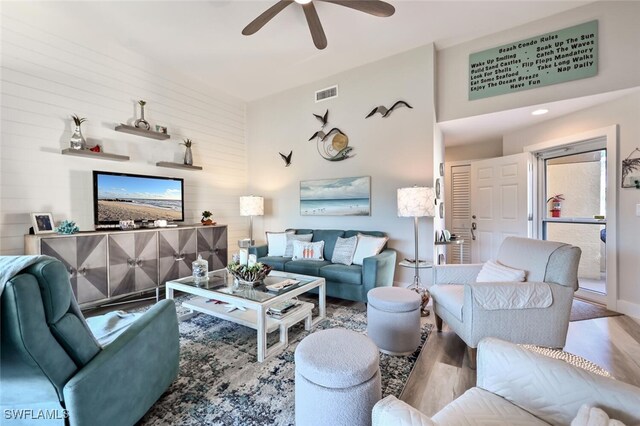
[470,153,532,263]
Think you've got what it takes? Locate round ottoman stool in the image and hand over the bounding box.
[367,287,421,355]
[294,328,381,426]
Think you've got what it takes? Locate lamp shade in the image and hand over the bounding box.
[397,187,436,217]
[239,196,264,216]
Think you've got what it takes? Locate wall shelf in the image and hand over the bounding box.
[61,148,129,162]
[156,161,203,171]
[115,124,170,140]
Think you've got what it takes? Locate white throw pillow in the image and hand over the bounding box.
[284,233,313,257]
[476,260,526,283]
[331,236,358,266]
[292,240,325,261]
[571,404,626,426]
[352,234,388,266]
[266,231,294,257]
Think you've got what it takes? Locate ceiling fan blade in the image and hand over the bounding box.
[242,0,294,35]
[318,0,395,17]
[302,2,328,50]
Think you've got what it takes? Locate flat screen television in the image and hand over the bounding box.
[93,171,185,225]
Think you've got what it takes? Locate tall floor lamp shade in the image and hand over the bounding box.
[397,186,436,288]
[239,196,264,245]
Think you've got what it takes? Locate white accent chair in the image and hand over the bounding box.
[429,237,581,368]
[372,338,640,426]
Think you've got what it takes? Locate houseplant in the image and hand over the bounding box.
[70,114,87,150]
[227,261,272,286]
[201,210,215,225]
[181,139,194,165]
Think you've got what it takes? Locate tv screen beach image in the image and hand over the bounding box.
[96,174,183,222]
[300,176,370,216]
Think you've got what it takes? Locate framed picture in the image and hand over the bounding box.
[31,212,55,234]
[439,162,444,177]
[300,176,371,216]
[435,178,441,199]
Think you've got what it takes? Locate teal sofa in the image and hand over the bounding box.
[0,257,180,426]
[249,229,396,303]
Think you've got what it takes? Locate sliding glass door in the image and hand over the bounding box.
[541,144,607,303]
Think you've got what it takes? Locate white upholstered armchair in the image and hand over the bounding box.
[429,237,581,367]
[372,338,640,426]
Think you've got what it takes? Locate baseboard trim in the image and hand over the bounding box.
[616,300,640,320]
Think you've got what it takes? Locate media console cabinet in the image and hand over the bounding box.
[25,224,228,308]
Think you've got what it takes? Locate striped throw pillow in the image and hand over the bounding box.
[331,236,358,266]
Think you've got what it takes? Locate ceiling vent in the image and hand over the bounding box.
[315,85,338,103]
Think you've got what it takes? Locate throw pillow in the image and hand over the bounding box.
[571,404,626,426]
[331,236,358,266]
[352,233,388,266]
[476,260,526,283]
[266,231,294,257]
[284,233,313,257]
[292,240,325,261]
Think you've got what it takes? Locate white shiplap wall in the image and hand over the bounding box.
[0,6,248,255]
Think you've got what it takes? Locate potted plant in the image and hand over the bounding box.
[181,139,194,165]
[70,114,87,150]
[201,210,215,226]
[546,194,565,217]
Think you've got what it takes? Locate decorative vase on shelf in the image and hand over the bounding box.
[70,114,87,150]
[182,139,194,166]
[184,146,193,165]
[134,100,150,130]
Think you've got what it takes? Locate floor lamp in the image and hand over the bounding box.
[239,196,264,246]
[398,186,436,314]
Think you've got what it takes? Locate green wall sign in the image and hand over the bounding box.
[469,20,598,100]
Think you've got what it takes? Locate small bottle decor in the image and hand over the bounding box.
[55,220,80,235]
[182,139,194,166]
[134,100,150,130]
[70,114,87,150]
[192,254,209,284]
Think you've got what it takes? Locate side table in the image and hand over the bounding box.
[398,260,433,317]
[434,239,465,264]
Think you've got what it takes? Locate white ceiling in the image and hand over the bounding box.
[55,0,590,102]
[439,87,640,147]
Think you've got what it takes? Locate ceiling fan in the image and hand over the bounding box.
[242,0,395,50]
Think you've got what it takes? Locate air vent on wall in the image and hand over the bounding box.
[315,85,338,103]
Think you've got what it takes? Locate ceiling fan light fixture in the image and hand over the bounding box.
[295,0,312,4]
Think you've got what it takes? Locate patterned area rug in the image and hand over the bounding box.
[139,298,431,426]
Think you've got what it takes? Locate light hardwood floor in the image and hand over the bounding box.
[401,308,640,417]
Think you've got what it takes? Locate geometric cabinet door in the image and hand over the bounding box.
[158,228,197,284]
[197,226,228,270]
[41,235,108,304]
[108,232,158,297]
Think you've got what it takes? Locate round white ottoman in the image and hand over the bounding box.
[294,328,381,426]
[367,287,421,355]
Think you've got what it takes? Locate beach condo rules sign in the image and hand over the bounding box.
[469,20,598,100]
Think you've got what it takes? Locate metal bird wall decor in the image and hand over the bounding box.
[308,109,354,161]
[279,150,293,167]
[366,100,413,118]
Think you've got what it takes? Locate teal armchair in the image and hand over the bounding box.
[1,258,179,426]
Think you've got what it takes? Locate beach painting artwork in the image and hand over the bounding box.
[300,176,370,216]
[96,173,183,223]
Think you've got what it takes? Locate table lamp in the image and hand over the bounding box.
[239,195,264,246]
[397,186,436,288]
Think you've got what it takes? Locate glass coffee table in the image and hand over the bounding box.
[166,269,326,362]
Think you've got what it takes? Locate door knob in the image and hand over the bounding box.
[471,222,477,241]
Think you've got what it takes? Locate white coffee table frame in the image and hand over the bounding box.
[166,270,326,362]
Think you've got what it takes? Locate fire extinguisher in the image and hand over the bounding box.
[547,194,565,218]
